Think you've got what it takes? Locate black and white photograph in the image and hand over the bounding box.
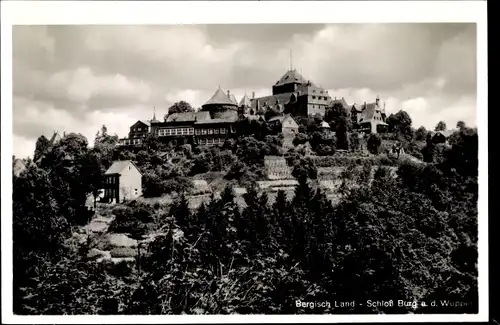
[1,1,488,323]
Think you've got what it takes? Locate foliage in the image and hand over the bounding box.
[335,116,350,150]
[309,131,336,156]
[415,126,428,141]
[349,132,361,151]
[13,124,478,316]
[293,133,308,146]
[367,133,382,154]
[435,121,447,132]
[292,157,318,180]
[168,101,194,114]
[386,110,413,141]
[33,135,52,162]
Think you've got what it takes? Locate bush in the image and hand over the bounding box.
[293,133,308,146]
[367,134,382,154]
[292,157,318,180]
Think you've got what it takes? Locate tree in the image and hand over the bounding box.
[367,133,382,154]
[292,157,318,180]
[336,116,350,150]
[325,102,351,131]
[457,121,466,130]
[414,126,428,141]
[33,135,52,162]
[292,133,308,146]
[386,110,413,140]
[349,132,360,151]
[435,121,447,132]
[167,101,194,115]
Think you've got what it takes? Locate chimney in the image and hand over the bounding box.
[252,92,255,99]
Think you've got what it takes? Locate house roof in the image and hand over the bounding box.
[251,93,294,110]
[320,121,331,128]
[166,111,211,123]
[139,120,151,127]
[435,130,456,138]
[50,132,62,145]
[105,160,142,175]
[239,94,252,107]
[267,114,297,125]
[229,94,238,105]
[275,69,306,86]
[13,159,27,176]
[203,87,238,107]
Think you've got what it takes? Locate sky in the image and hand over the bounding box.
[12,23,477,159]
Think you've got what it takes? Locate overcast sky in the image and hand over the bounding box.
[12,24,476,159]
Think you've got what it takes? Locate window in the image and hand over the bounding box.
[214,128,219,134]
[189,128,194,135]
[208,129,214,135]
[220,128,226,134]
[200,138,206,145]
[195,129,200,135]
[207,138,213,145]
[138,127,141,131]
[312,96,316,99]
[202,129,207,135]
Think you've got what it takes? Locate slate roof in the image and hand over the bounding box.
[203,87,238,107]
[166,111,211,123]
[229,94,238,105]
[105,160,142,175]
[275,69,306,86]
[267,114,297,125]
[239,94,252,107]
[251,93,293,110]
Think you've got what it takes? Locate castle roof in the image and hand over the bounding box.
[275,69,306,86]
[239,94,252,107]
[203,87,238,107]
[166,111,211,123]
[229,94,238,105]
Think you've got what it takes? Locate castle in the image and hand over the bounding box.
[118,70,388,147]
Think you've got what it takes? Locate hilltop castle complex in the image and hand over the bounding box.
[118,69,388,147]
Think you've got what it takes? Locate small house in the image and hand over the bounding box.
[267,114,299,135]
[104,160,143,203]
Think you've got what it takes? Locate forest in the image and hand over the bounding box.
[12,107,478,315]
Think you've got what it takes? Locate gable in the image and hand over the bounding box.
[282,115,299,128]
[131,120,149,128]
[105,160,142,176]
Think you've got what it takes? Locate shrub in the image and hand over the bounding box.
[367,134,382,154]
[293,133,308,146]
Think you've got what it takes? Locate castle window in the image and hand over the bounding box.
[221,128,226,134]
[209,129,214,135]
[138,128,141,131]
[189,128,194,135]
[215,128,219,134]
[312,96,316,99]
[202,129,207,135]
[200,138,206,145]
[195,129,200,135]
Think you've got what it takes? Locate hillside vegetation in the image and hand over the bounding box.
[12,113,478,314]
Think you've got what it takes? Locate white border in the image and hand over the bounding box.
[1,1,488,324]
